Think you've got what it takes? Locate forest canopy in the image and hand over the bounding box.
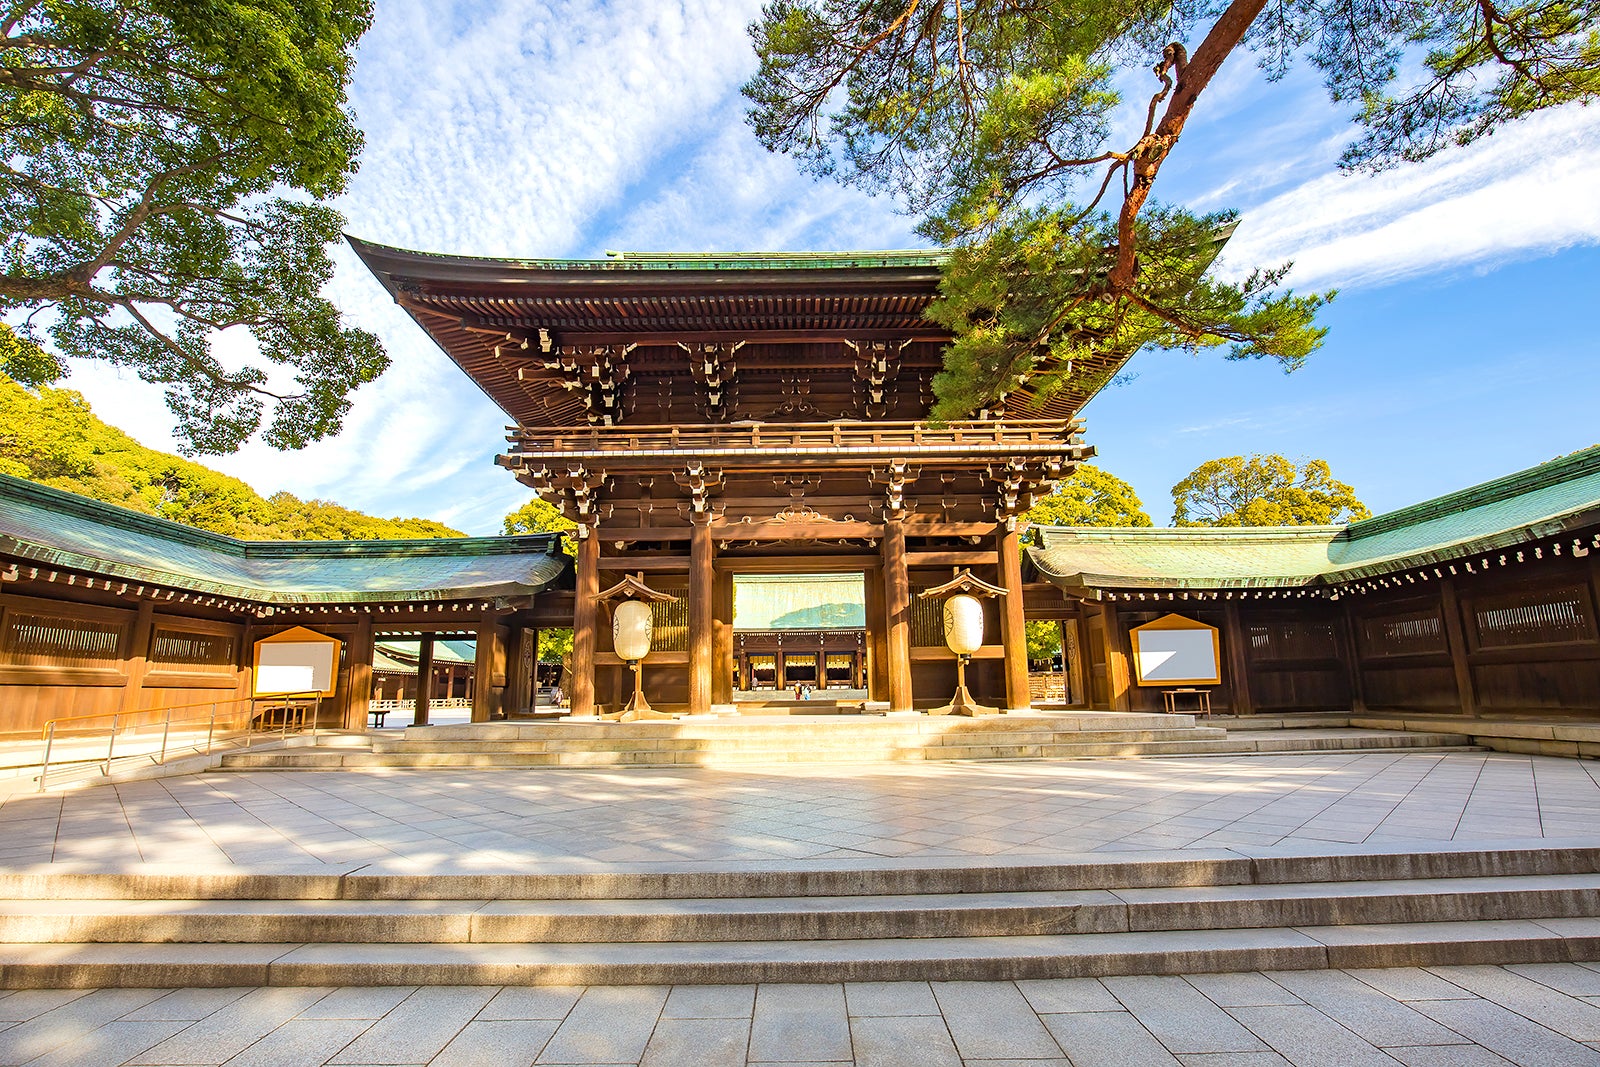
[0,373,462,540]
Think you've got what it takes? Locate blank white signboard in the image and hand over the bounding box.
[255,664,315,695]
[1133,628,1219,685]
[255,642,337,695]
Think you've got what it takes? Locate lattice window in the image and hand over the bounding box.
[909,587,944,646]
[150,628,236,673]
[1248,618,1338,661]
[1359,608,1446,657]
[0,612,124,668]
[650,598,689,652]
[1472,585,1596,648]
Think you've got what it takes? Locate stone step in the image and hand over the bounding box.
[1231,730,1472,752]
[367,727,1234,754]
[0,874,1592,945]
[1,845,1593,987]
[1,916,1596,987]
[221,728,1480,769]
[4,844,1593,901]
[403,713,1201,741]
[218,741,1267,770]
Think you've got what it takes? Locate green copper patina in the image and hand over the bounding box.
[0,474,568,605]
[1031,446,1600,592]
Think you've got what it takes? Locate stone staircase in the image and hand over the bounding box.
[213,713,1477,771]
[0,845,1595,987]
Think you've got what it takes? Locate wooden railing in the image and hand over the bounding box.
[369,697,472,713]
[36,692,321,791]
[503,419,1085,457]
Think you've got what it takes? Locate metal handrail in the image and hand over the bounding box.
[37,692,322,792]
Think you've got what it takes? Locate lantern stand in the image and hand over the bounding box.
[917,569,1009,717]
[594,574,680,723]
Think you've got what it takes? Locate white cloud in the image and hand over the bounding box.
[1219,104,1600,290]
[46,4,1600,536]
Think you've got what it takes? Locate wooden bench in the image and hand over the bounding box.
[1162,688,1213,717]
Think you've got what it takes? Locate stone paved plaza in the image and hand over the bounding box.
[5,750,1600,1064]
[7,966,1600,1065]
[1,750,1598,868]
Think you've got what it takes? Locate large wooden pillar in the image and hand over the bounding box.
[996,523,1030,711]
[472,611,507,723]
[119,600,155,716]
[1221,602,1254,716]
[713,569,735,703]
[414,633,434,726]
[522,628,539,713]
[883,518,913,711]
[1102,601,1133,712]
[862,565,886,699]
[689,521,714,714]
[1064,615,1088,707]
[571,532,600,717]
[1337,604,1366,713]
[347,615,374,730]
[1439,577,1477,717]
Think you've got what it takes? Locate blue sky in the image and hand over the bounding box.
[61,0,1600,532]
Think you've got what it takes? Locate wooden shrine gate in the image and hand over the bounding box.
[352,243,1102,715]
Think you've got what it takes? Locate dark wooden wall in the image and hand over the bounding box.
[1353,556,1600,715]
[1068,535,1600,718]
[1,587,250,736]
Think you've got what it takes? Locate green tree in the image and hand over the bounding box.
[1026,619,1061,663]
[744,1,1597,416]
[1023,463,1152,528]
[0,372,463,539]
[538,629,574,663]
[504,496,577,554]
[1171,454,1370,526]
[0,0,384,454]
[1021,464,1149,663]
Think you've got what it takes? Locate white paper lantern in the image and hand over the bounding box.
[942,594,985,656]
[612,600,654,662]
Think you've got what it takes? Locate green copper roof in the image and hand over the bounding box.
[599,250,949,270]
[374,639,476,667]
[346,235,947,274]
[1030,526,1343,590]
[1031,445,1600,591]
[0,475,569,605]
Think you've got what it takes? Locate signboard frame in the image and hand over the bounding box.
[252,625,342,697]
[1130,613,1222,687]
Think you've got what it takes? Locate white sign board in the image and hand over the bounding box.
[1132,627,1220,686]
[254,664,315,695]
[254,641,337,695]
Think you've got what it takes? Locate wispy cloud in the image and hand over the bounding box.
[1218,104,1600,290]
[50,4,1600,535]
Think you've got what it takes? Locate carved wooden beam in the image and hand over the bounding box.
[870,459,920,519]
[540,344,636,426]
[987,457,1066,530]
[846,339,908,418]
[523,463,611,538]
[674,461,725,523]
[678,341,743,422]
